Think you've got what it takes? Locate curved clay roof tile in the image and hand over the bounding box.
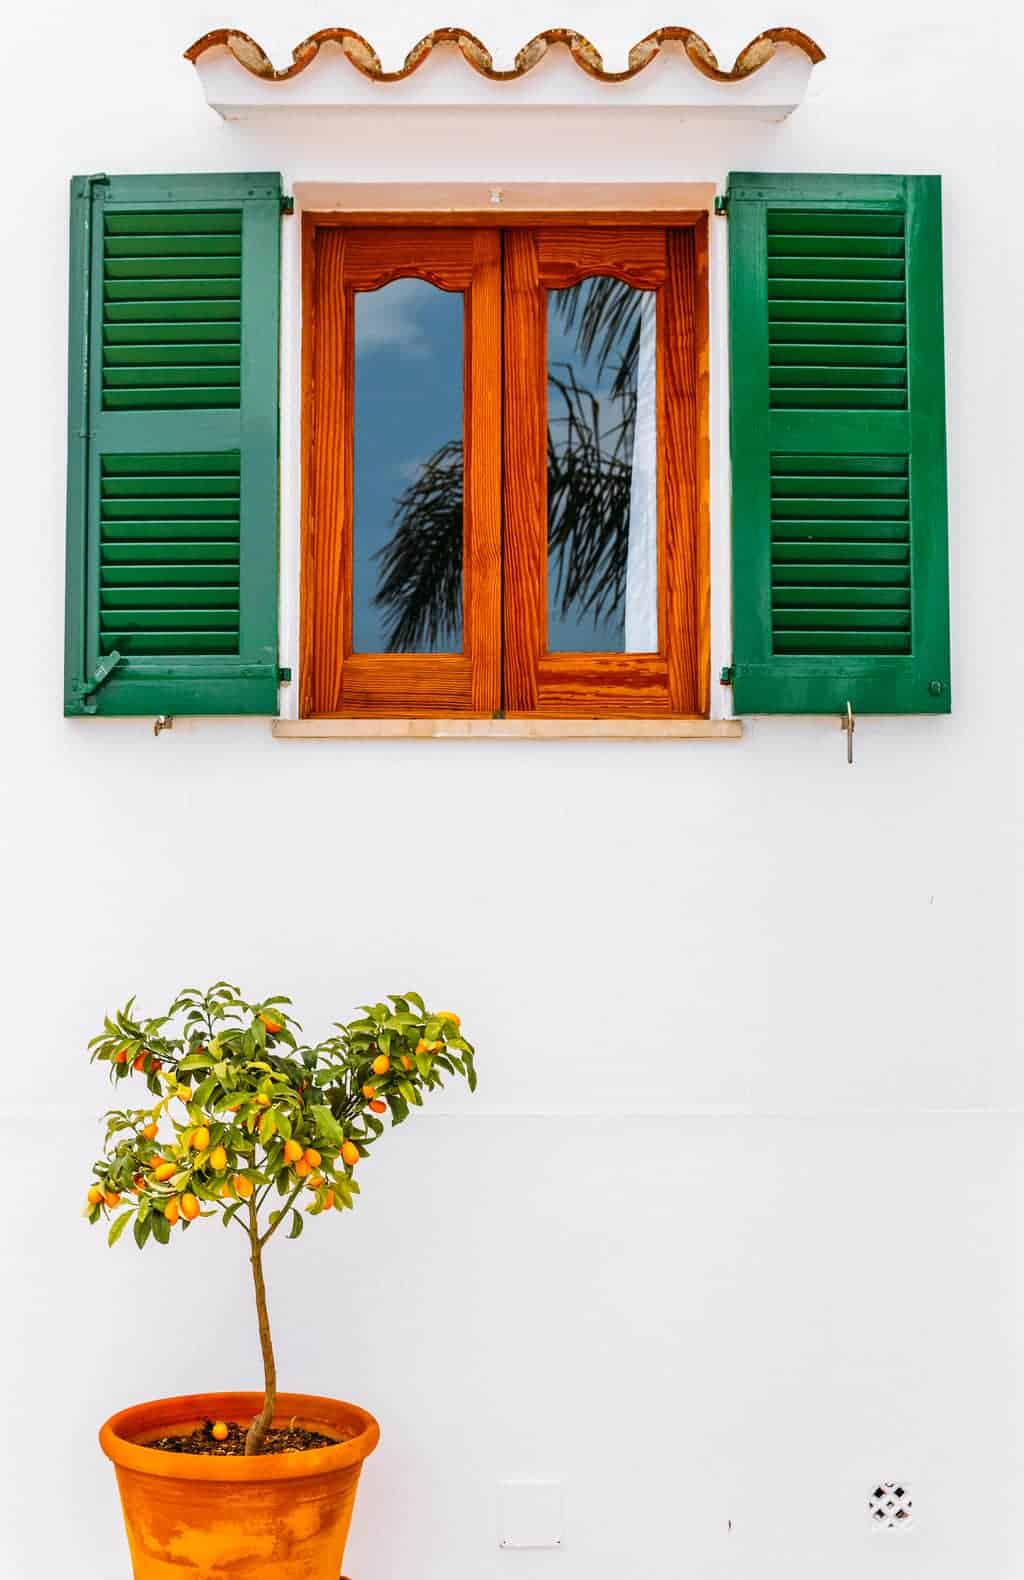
[184,25,825,87]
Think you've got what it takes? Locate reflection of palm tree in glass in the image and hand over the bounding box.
[372,278,642,653]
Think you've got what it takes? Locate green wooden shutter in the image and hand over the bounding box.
[727,173,950,714]
[65,173,283,716]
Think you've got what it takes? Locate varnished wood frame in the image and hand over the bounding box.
[301,212,709,719]
[300,224,501,715]
[503,221,709,717]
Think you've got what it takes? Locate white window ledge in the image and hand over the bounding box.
[272,718,743,741]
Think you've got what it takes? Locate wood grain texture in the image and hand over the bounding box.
[501,230,545,713]
[535,227,667,289]
[301,225,501,716]
[502,224,709,717]
[660,224,710,714]
[466,229,503,710]
[300,221,350,714]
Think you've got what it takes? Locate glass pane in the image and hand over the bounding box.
[546,279,658,653]
[352,279,464,653]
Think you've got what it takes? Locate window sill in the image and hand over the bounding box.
[272,718,742,741]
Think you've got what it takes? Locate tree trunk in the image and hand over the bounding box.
[244,1207,277,1456]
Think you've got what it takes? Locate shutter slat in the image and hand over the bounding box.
[771,343,907,367]
[102,542,239,564]
[104,300,241,323]
[102,473,240,496]
[767,211,905,236]
[767,234,905,258]
[773,631,910,655]
[103,388,247,410]
[102,496,239,519]
[101,608,240,630]
[771,541,908,565]
[769,300,906,323]
[104,211,243,235]
[769,321,907,344]
[104,366,242,389]
[101,588,240,611]
[770,366,907,389]
[769,278,906,302]
[105,235,242,258]
[772,586,910,608]
[103,562,239,584]
[774,561,909,584]
[105,257,242,280]
[100,632,240,656]
[102,452,241,476]
[104,321,241,343]
[105,280,241,302]
[104,343,241,366]
[768,257,905,281]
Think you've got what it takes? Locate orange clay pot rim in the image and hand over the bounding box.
[99,1390,381,1482]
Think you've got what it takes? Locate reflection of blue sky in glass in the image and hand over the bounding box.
[547,283,651,652]
[352,280,464,652]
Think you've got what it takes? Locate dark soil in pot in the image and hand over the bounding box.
[146,1419,345,1455]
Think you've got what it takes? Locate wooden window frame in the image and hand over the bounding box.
[301,211,709,720]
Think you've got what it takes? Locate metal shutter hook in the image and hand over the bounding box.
[841,700,855,765]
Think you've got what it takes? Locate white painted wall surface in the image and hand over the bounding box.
[0,2,1020,1576]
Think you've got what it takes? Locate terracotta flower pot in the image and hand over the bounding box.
[99,1391,380,1580]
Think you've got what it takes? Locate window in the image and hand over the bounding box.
[64,174,949,724]
[300,216,709,719]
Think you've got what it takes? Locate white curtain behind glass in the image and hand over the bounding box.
[624,291,658,652]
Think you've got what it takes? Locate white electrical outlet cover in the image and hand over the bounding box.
[498,1478,565,1549]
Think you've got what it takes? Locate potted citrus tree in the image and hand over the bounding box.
[86,981,476,1580]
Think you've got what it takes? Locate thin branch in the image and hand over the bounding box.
[258,1180,307,1249]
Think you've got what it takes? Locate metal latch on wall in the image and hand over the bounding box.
[73,649,121,713]
[841,700,855,765]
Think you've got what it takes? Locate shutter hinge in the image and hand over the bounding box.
[278,666,292,683]
[74,650,122,712]
[719,665,734,685]
[714,194,728,217]
[280,195,295,216]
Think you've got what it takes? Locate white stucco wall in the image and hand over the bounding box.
[0,2,1019,1576]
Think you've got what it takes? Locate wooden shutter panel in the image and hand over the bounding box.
[727,173,950,714]
[65,173,283,716]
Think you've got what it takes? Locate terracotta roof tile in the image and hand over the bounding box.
[184,25,825,86]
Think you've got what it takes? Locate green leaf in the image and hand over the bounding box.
[108,1209,134,1247]
[311,1105,345,1146]
[133,1214,152,1249]
[274,1110,292,1143]
[222,1200,244,1227]
[178,1052,215,1072]
[151,1211,171,1245]
[287,1209,304,1239]
[259,1110,277,1146]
